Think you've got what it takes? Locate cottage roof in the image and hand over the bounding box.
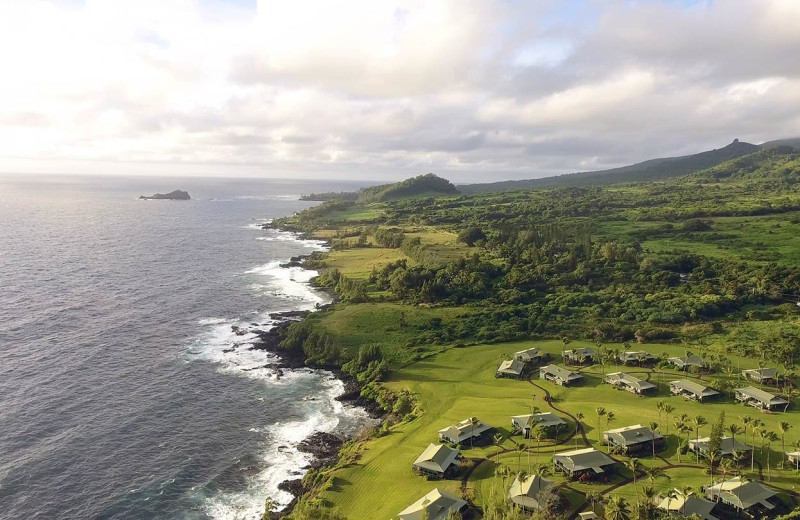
[515,347,542,359]
[554,447,615,473]
[413,444,460,474]
[398,488,467,520]
[690,436,751,455]
[497,359,526,376]
[657,491,717,520]
[507,474,554,509]
[619,351,656,361]
[604,424,663,446]
[605,372,656,392]
[511,412,567,430]
[540,364,582,381]
[438,418,492,442]
[669,379,720,398]
[706,477,777,510]
[735,386,789,406]
[564,348,596,357]
[743,367,778,379]
[669,355,703,366]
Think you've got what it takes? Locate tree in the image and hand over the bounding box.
[750,419,763,472]
[468,416,480,450]
[692,415,707,462]
[763,430,779,482]
[531,425,547,471]
[625,458,643,513]
[727,424,742,445]
[595,407,607,444]
[586,491,603,513]
[604,494,632,520]
[779,421,792,469]
[707,411,726,465]
[261,497,278,520]
[662,404,675,435]
[575,412,585,448]
[457,226,486,247]
[649,421,659,459]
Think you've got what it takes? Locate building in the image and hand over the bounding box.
[578,513,599,520]
[603,424,665,455]
[438,418,493,444]
[735,386,790,411]
[507,473,555,510]
[496,359,526,379]
[705,477,779,513]
[398,488,468,520]
[515,347,546,364]
[742,367,778,383]
[618,351,658,365]
[688,436,752,458]
[669,379,721,402]
[563,348,596,365]
[657,490,718,520]
[668,355,704,370]
[787,451,800,470]
[553,447,616,480]
[511,412,567,438]
[540,365,583,386]
[412,444,461,479]
[604,372,657,395]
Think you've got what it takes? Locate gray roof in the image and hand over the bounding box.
[604,424,663,446]
[511,412,567,430]
[554,447,615,473]
[735,386,789,406]
[564,348,596,357]
[669,379,720,398]
[438,418,493,443]
[497,359,525,376]
[743,367,778,379]
[398,488,467,520]
[413,444,460,474]
[605,372,656,392]
[706,477,777,510]
[657,491,718,520]
[540,364,582,381]
[515,347,543,360]
[669,355,703,367]
[507,474,554,510]
[690,436,751,456]
[619,351,656,361]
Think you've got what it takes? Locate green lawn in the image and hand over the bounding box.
[318,340,800,519]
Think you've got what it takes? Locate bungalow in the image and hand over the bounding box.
[496,359,526,379]
[412,444,461,479]
[603,424,665,455]
[604,372,657,395]
[578,513,599,520]
[735,386,790,411]
[705,477,779,513]
[787,451,800,470]
[553,447,616,480]
[742,367,778,384]
[438,418,493,444]
[398,488,468,520]
[669,379,721,402]
[657,490,718,520]
[668,355,704,371]
[563,348,596,365]
[515,347,546,364]
[507,473,555,511]
[618,351,658,365]
[540,365,583,386]
[688,436,752,458]
[511,412,567,438]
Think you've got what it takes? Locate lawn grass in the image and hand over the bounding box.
[319,340,800,519]
[323,246,413,280]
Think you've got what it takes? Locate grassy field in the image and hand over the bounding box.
[319,340,800,519]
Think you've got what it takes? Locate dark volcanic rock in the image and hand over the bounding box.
[297,432,344,469]
[139,190,190,200]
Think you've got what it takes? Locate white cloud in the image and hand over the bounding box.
[0,0,798,182]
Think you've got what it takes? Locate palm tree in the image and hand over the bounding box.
[640,486,657,519]
[739,415,752,447]
[673,419,686,463]
[649,421,659,459]
[595,407,607,444]
[575,412,584,448]
[764,430,779,481]
[663,404,675,434]
[625,458,643,512]
[732,449,746,475]
[604,495,632,520]
[707,448,721,485]
[751,419,763,472]
[727,424,742,445]
[531,424,546,470]
[644,466,670,485]
[692,416,707,462]
[663,488,679,515]
[606,411,616,432]
[586,490,602,513]
[468,416,479,450]
[779,421,792,469]
[492,432,504,460]
[719,457,735,483]
[656,400,665,425]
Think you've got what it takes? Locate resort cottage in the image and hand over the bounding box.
[603,424,665,455]
[553,447,616,480]
[735,386,790,411]
[657,490,718,520]
[618,351,658,365]
[398,488,468,520]
[578,513,599,520]
[515,347,546,364]
[668,355,704,370]
[437,418,493,444]
[742,367,778,384]
[604,372,656,395]
[669,379,720,402]
[412,444,460,479]
[688,436,751,458]
[787,451,800,470]
[495,359,526,379]
[705,477,779,514]
[540,365,583,386]
[511,412,567,438]
[563,348,596,365]
[507,473,554,511]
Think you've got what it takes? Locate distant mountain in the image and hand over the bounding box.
[302,173,458,203]
[760,138,800,150]
[687,146,800,183]
[459,139,761,193]
[139,190,190,200]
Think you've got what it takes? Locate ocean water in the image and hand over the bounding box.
[0,175,373,520]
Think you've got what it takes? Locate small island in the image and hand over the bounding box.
[139,190,191,200]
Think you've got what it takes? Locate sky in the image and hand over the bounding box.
[1,0,799,182]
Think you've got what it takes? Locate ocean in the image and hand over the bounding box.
[0,175,374,520]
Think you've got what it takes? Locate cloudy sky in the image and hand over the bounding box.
[1,0,799,182]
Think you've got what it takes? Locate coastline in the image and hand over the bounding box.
[248,224,383,519]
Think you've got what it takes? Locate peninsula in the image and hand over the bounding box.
[139,190,190,200]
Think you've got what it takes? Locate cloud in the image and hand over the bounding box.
[0,0,798,181]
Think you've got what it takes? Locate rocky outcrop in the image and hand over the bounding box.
[139,190,191,200]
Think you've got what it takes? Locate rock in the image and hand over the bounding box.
[231,325,246,336]
[138,190,190,200]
